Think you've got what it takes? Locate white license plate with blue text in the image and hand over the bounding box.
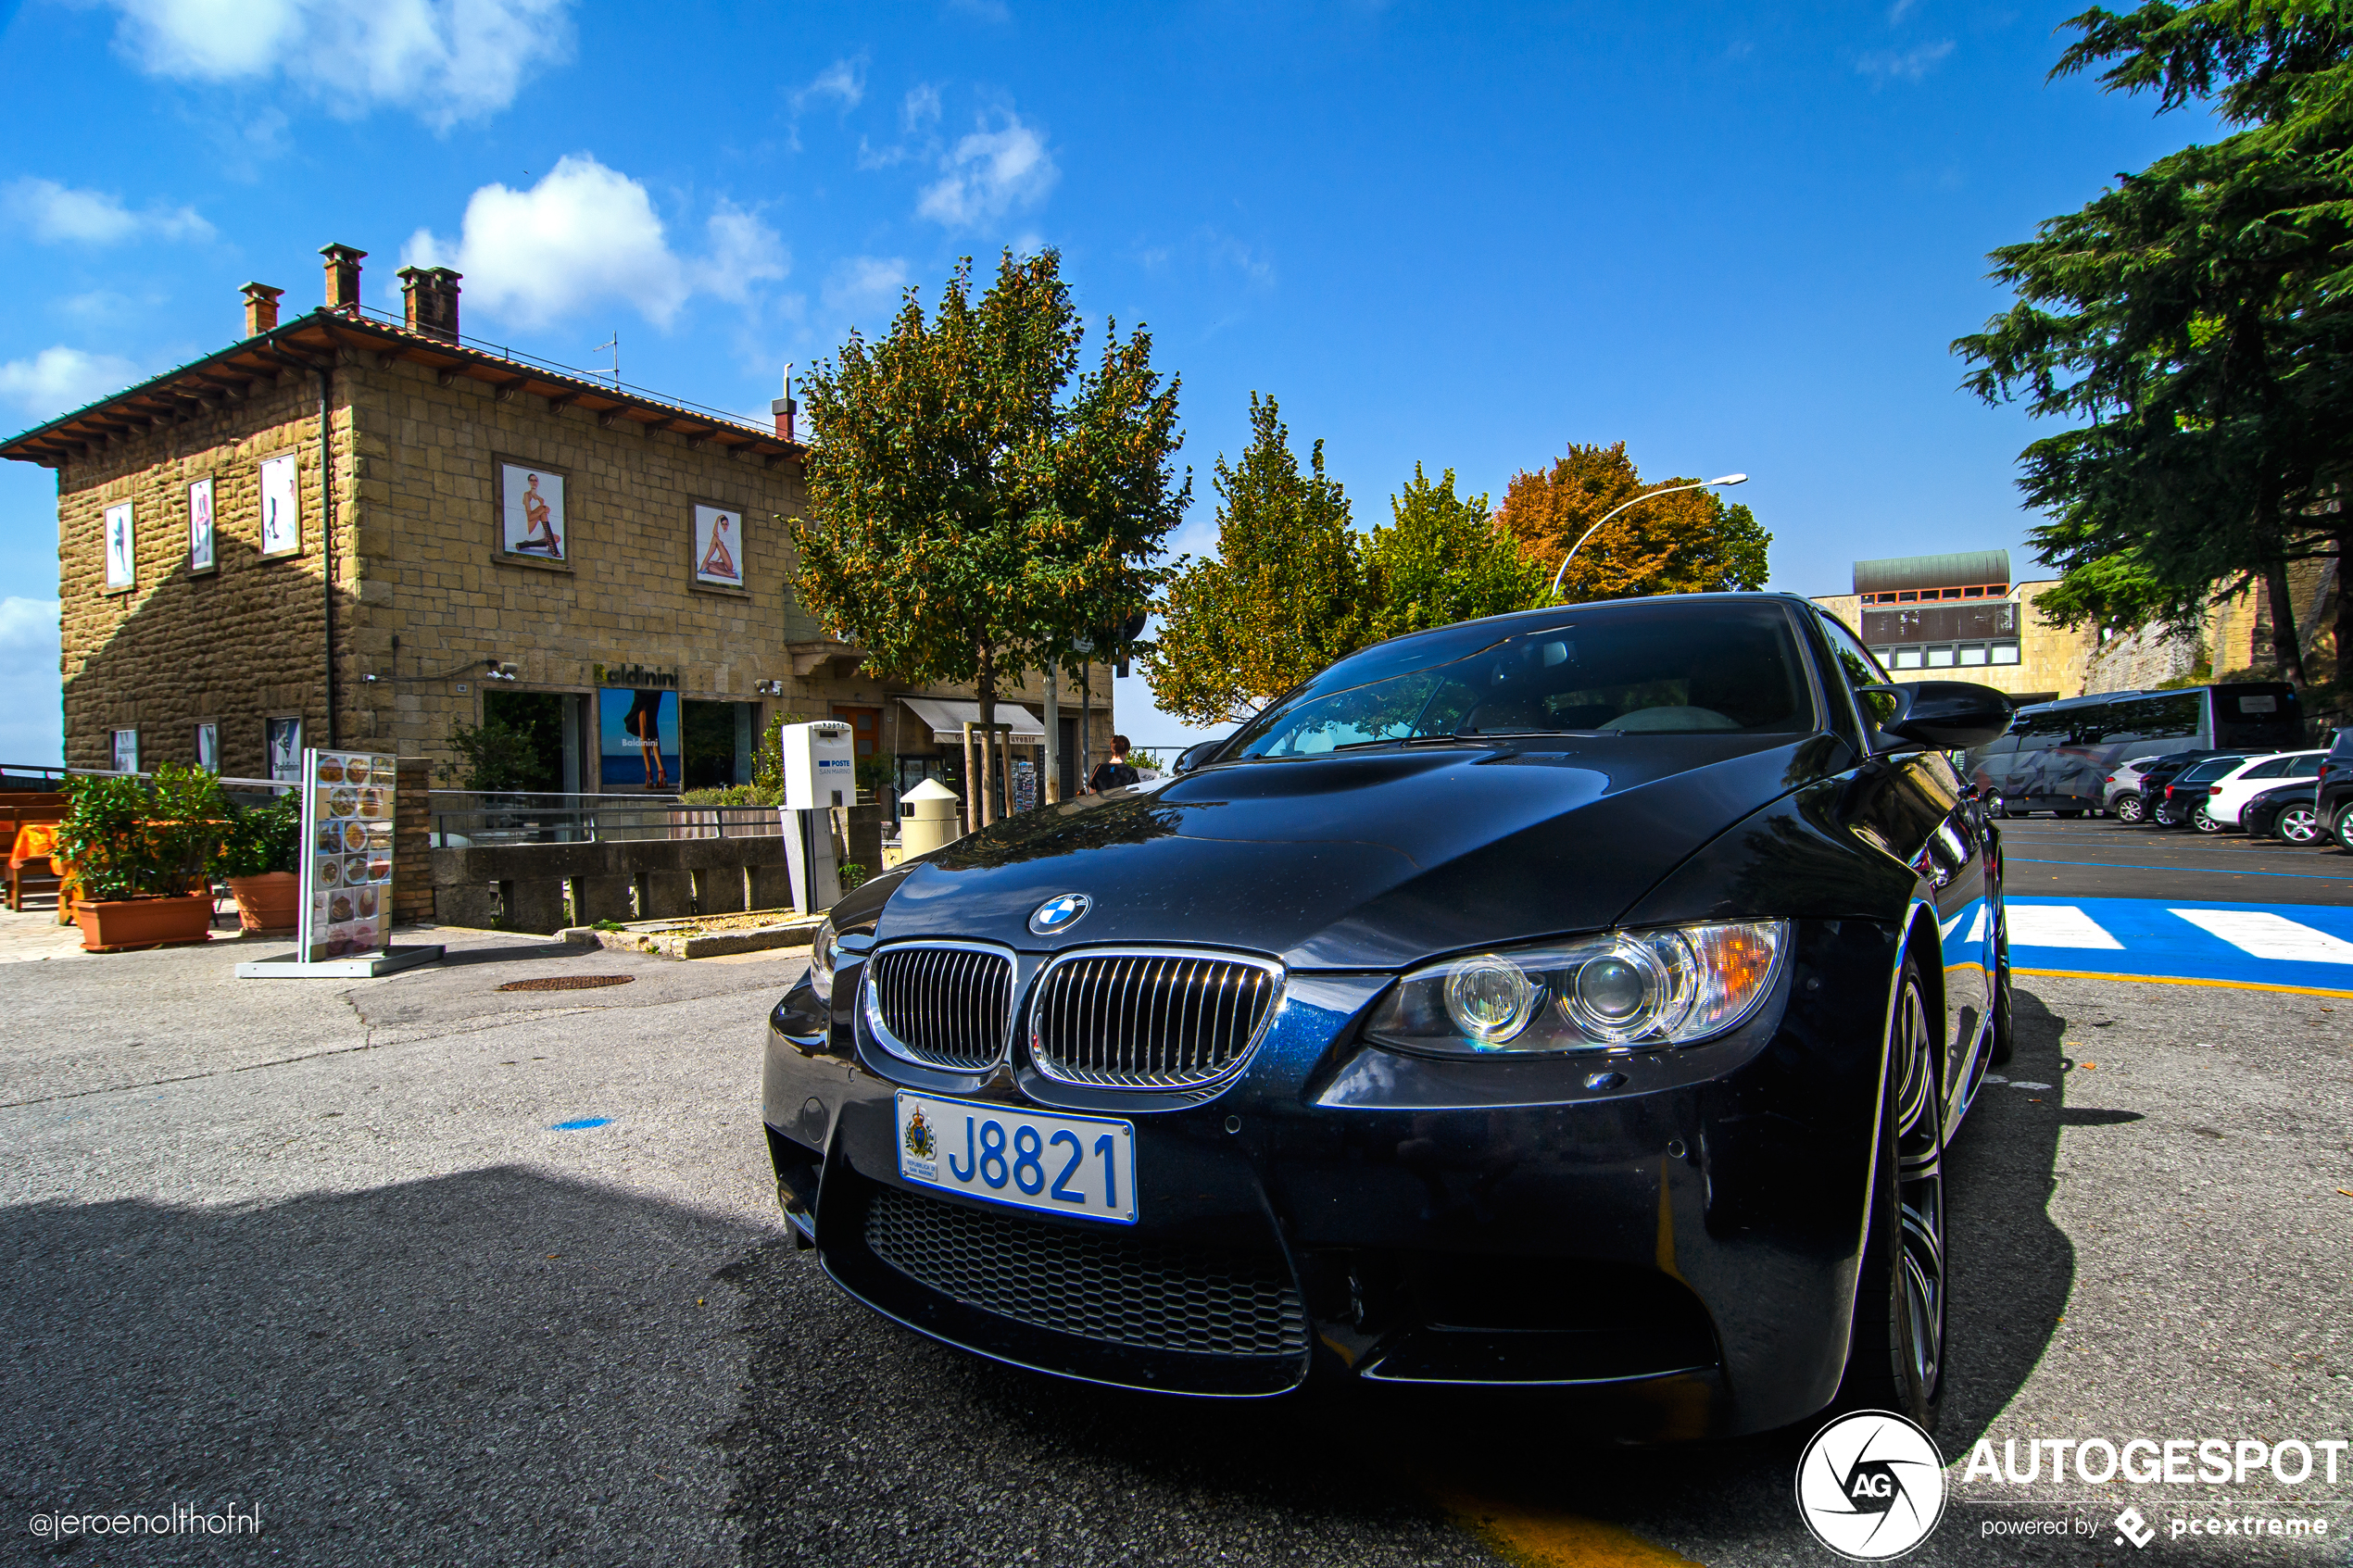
[894,1092,1138,1224]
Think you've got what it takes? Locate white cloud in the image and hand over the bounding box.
[0,348,146,420]
[916,111,1058,228]
[1887,0,1919,19]
[791,56,865,114]
[0,598,64,766]
[403,155,785,330]
[822,256,911,320]
[1857,39,1955,82]
[99,0,574,131]
[903,83,941,131]
[1202,229,1275,286]
[3,178,213,245]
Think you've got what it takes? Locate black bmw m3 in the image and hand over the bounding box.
[762,592,2013,1438]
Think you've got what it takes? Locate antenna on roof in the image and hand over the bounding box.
[593,330,619,389]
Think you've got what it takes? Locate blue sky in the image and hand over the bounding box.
[0,0,2215,762]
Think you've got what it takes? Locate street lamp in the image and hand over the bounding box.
[1548,473,1749,602]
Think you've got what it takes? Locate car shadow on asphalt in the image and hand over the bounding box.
[717,989,2085,1566]
[0,1167,759,1566]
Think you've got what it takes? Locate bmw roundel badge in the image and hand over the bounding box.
[1028,893,1091,935]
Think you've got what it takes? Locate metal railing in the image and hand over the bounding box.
[425,790,786,848]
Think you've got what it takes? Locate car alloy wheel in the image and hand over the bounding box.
[2278,804,2320,844]
[2193,804,2226,834]
[2335,806,2353,852]
[2114,794,2145,823]
[1839,952,1946,1427]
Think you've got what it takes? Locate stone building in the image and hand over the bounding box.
[1810,549,2094,704]
[3,245,1115,809]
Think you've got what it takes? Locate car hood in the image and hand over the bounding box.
[867,734,1839,970]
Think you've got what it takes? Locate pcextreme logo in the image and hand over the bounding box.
[1796,1411,1949,1561]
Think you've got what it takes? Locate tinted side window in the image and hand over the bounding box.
[2243,756,2293,780]
[2129,693,2203,743]
[2284,755,2322,778]
[1815,613,1900,728]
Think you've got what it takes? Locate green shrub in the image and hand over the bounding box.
[838,861,869,892]
[435,718,539,791]
[220,792,302,878]
[57,764,230,900]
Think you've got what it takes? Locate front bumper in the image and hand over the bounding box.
[761,917,1901,1438]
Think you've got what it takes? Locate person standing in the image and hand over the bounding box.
[1088,734,1139,794]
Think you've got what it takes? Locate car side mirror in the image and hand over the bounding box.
[1173,740,1221,775]
[1859,682,2012,751]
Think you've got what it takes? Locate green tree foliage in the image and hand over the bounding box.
[790,249,1186,801]
[435,719,540,792]
[1956,3,2353,685]
[1362,465,1549,640]
[1144,395,1365,726]
[1493,442,1770,602]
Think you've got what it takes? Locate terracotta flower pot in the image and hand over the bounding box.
[227,872,300,934]
[73,893,215,953]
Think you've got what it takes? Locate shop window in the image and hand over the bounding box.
[1990,643,2020,665]
[483,690,570,795]
[1926,646,1956,667]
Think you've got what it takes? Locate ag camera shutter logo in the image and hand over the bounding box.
[1795,1411,1947,1560]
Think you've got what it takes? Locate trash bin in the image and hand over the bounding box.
[898,778,962,859]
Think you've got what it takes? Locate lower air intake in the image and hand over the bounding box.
[863,1185,1307,1359]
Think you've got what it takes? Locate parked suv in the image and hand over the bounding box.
[2104,756,2172,823]
[2201,751,2328,832]
[2151,754,2252,827]
[2321,730,2353,849]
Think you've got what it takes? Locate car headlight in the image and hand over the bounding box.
[807,914,839,1002]
[1365,920,1790,1056]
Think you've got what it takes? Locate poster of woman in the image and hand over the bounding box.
[598,688,679,790]
[104,501,134,589]
[693,504,743,586]
[259,454,299,556]
[502,463,565,558]
[188,476,215,572]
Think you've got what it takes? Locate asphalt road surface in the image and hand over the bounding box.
[3,915,2347,1566]
[1996,814,2353,906]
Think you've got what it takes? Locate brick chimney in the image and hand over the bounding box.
[320,243,367,314]
[396,265,463,342]
[771,362,797,441]
[241,282,285,337]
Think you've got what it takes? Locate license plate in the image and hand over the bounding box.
[894,1092,1137,1225]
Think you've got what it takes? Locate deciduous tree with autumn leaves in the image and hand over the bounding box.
[1146,418,1771,728]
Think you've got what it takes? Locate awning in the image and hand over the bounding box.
[898,696,1047,744]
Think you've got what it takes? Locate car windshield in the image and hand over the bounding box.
[1224,599,1816,760]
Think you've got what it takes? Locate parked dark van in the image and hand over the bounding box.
[1964,684,2303,817]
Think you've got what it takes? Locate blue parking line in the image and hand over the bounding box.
[2007,897,2353,994]
[2007,857,2353,883]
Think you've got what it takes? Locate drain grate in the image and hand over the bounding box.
[497,973,636,993]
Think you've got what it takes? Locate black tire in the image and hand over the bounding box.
[2278,804,2321,845]
[2113,793,2145,824]
[2193,803,2227,834]
[2334,805,2353,852]
[1837,950,1947,1429]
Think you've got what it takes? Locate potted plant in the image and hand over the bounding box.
[57,763,229,951]
[220,791,302,933]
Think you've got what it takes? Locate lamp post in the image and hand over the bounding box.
[1548,473,1749,602]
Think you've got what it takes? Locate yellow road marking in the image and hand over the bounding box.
[1430,1486,1704,1567]
[2015,968,2353,1000]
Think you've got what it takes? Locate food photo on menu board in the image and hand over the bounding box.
[301,750,398,961]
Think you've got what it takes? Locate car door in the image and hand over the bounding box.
[1811,611,1994,1110]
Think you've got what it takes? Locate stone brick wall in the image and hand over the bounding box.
[57,371,348,777]
[51,344,1120,790]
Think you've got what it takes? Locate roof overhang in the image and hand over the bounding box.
[0,307,801,470]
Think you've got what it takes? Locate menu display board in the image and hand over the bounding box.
[297,748,397,962]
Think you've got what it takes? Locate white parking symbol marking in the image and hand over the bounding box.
[2006,905,2122,949]
[2168,909,2353,966]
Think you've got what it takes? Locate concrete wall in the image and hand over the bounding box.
[428,804,885,933]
